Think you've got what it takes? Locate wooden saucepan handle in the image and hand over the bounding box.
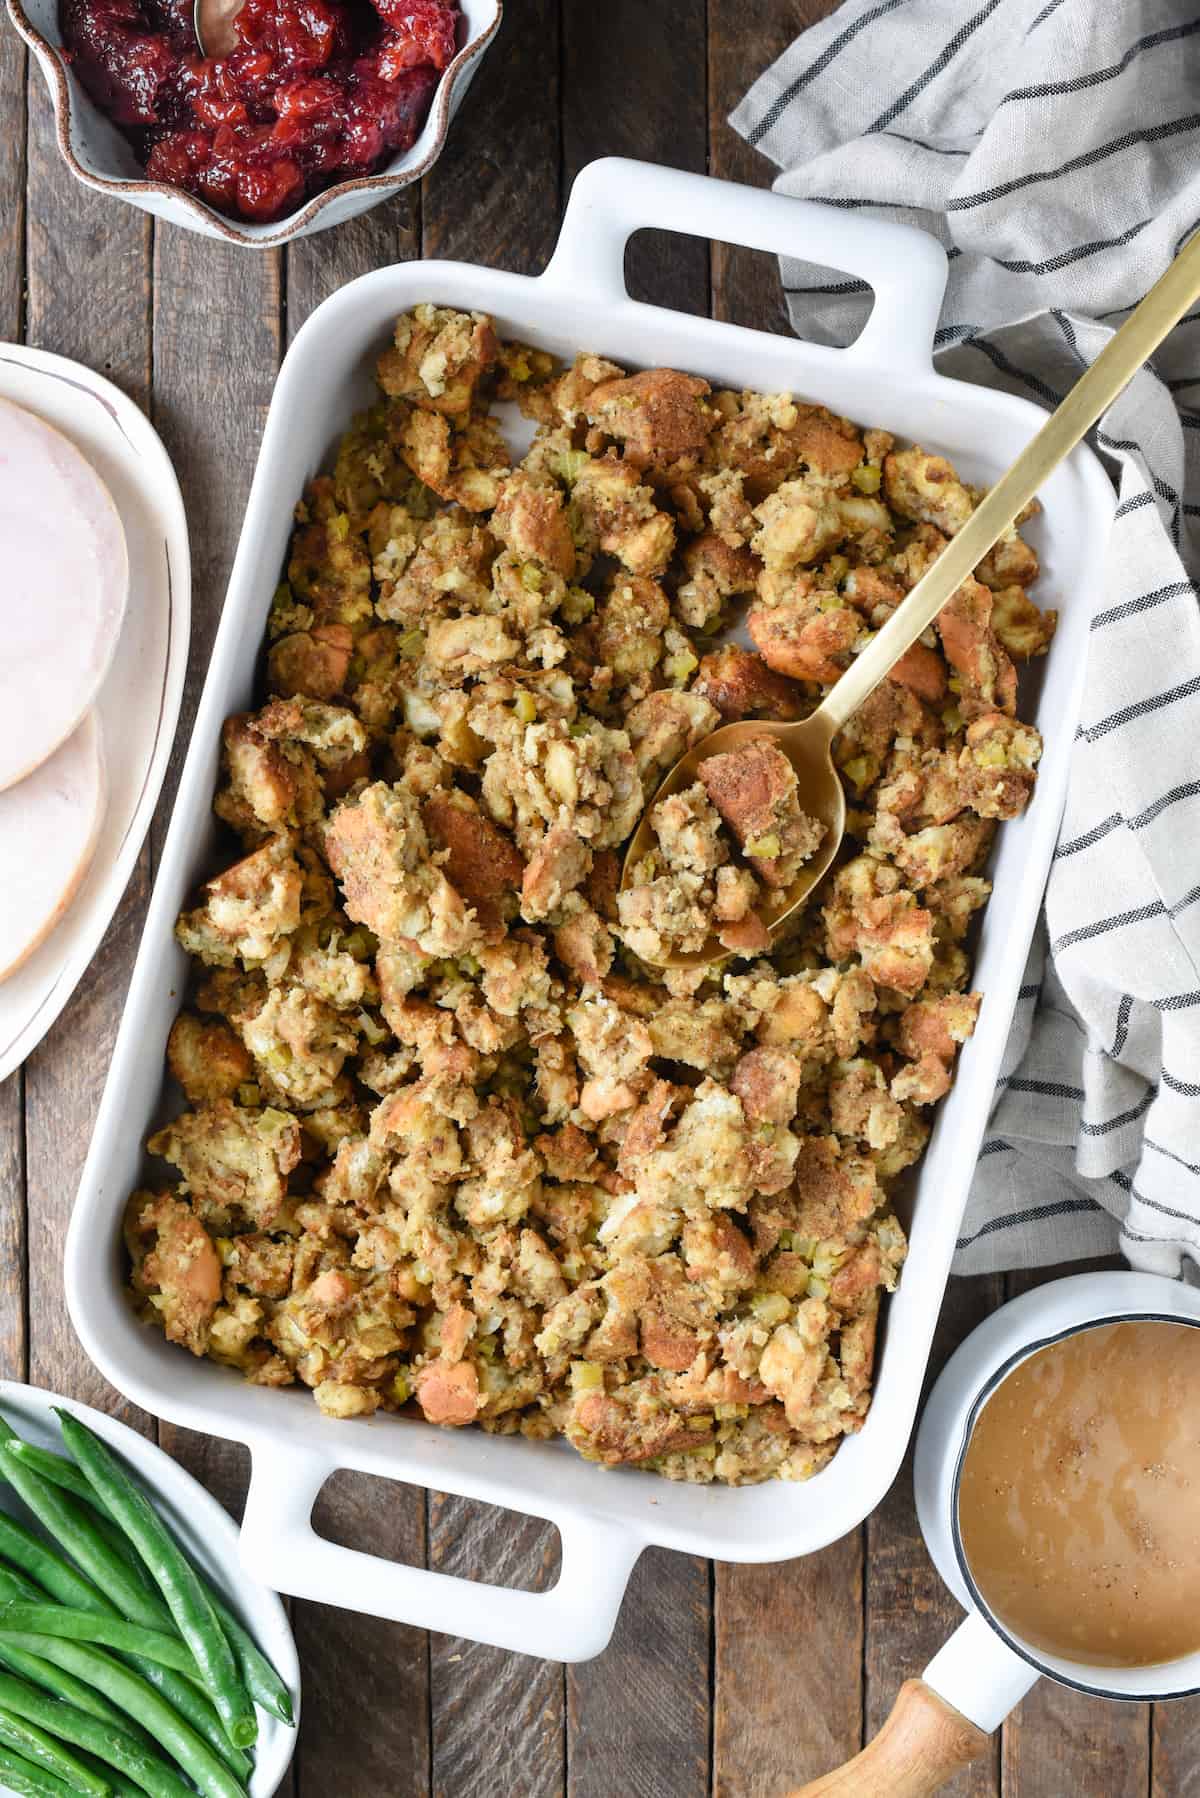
[785,1679,992,1797]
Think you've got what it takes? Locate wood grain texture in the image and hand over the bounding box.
[790,1679,991,1797]
[1003,1682,1150,1798]
[149,236,283,836]
[1152,1702,1200,1798]
[423,1,560,274]
[715,1531,863,1797]
[23,876,152,1416]
[299,1470,429,1798]
[428,1493,563,1798]
[0,27,26,339]
[865,1276,1002,1798]
[286,198,420,337]
[25,78,152,407]
[561,0,709,315]
[708,0,817,338]
[0,1072,26,1382]
[568,1548,709,1798]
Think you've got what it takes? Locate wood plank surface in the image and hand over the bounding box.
[422,1,560,274]
[0,25,26,342]
[1153,1705,1200,1798]
[568,1549,710,1798]
[714,1531,863,1797]
[428,1495,563,1798]
[299,1471,428,1798]
[708,0,818,339]
[561,0,709,313]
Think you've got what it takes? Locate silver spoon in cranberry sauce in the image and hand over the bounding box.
[193,0,244,59]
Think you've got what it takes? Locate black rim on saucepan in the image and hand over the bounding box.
[949,1309,1200,1704]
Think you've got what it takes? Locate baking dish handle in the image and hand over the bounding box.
[238,1445,642,1662]
[540,157,948,372]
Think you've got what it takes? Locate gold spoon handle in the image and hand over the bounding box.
[815,227,1200,736]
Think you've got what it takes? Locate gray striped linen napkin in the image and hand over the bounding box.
[732,0,1200,1276]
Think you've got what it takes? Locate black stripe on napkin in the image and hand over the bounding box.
[993,212,1156,276]
[1025,0,1070,32]
[1052,901,1167,954]
[865,0,1005,134]
[1162,1069,1200,1097]
[1146,1138,1200,1177]
[1003,1075,1087,1101]
[747,0,914,146]
[1055,814,1122,859]
[1002,20,1200,104]
[1129,780,1200,829]
[1086,674,1200,743]
[1113,492,1156,519]
[1119,1174,1200,1229]
[1078,1092,1153,1135]
[956,1196,1103,1252]
[1091,581,1199,630]
[944,115,1200,214]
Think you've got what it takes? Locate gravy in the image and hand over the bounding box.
[958,1319,1200,1668]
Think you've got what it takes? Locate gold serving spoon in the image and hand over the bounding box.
[621,227,1200,969]
[193,0,244,59]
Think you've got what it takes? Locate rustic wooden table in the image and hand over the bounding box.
[2,1,1197,1793]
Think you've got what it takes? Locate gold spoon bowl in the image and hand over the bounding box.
[193,0,244,59]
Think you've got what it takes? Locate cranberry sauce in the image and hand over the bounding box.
[60,0,460,222]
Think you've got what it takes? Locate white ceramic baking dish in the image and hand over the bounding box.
[67,158,1116,1663]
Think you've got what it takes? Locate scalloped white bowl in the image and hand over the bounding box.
[0,1381,298,1797]
[6,0,502,246]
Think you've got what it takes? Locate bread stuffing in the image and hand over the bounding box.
[127,304,1053,1486]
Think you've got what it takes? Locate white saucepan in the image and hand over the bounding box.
[796,1272,1200,1793]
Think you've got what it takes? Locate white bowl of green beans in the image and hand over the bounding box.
[0,1382,298,1798]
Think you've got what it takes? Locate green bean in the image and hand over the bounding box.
[204,1594,293,1728]
[0,1516,106,1616]
[0,1637,245,1798]
[1,1446,92,1511]
[4,1449,156,1593]
[0,1447,164,1631]
[0,1641,155,1750]
[0,1560,47,1607]
[80,1769,147,1798]
[0,1742,76,1798]
[118,1658,250,1779]
[0,1607,197,1676]
[0,1701,111,1797]
[0,1672,191,1798]
[0,1563,239,1774]
[55,1416,256,1753]
[7,1443,292,1724]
